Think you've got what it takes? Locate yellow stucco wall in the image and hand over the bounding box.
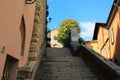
[85,40,99,53]
[97,26,110,59]
[108,10,120,64]
[50,29,63,48]
[95,7,120,65]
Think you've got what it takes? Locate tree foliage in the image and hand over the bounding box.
[58,19,80,46]
[78,37,85,45]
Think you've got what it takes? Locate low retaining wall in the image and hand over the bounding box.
[70,44,120,80]
[17,48,45,80]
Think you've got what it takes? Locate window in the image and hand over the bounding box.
[54,36,57,41]
[26,0,36,4]
[20,16,26,56]
[102,47,106,51]
[110,28,114,44]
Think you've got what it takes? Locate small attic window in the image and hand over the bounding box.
[26,0,36,4]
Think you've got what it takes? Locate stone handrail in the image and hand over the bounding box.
[70,44,120,80]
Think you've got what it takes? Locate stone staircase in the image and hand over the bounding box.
[35,48,99,80]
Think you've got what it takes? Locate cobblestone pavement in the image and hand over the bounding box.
[35,48,99,80]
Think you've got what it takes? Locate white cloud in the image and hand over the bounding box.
[80,22,95,41]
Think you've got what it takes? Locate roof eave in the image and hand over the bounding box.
[92,23,106,40]
[106,0,120,29]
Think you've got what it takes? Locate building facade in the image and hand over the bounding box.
[85,40,99,53]
[93,0,120,65]
[93,23,110,59]
[106,0,120,64]
[0,0,36,79]
[50,29,63,48]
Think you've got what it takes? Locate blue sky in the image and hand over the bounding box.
[47,0,113,41]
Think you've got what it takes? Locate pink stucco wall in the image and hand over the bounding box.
[0,0,35,79]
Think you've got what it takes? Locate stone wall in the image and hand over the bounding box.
[29,0,47,61]
[29,0,47,79]
[17,0,47,80]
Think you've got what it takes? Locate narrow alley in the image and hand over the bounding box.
[1,0,120,80]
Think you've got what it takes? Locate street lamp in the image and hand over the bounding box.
[26,0,36,4]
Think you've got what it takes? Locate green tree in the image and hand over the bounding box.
[58,19,80,47]
[78,37,85,45]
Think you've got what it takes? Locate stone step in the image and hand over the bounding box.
[36,77,98,80]
[39,68,93,72]
[45,48,71,55]
[41,62,88,67]
[43,57,83,61]
[39,67,93,72]
[35,48,99,80]
[39,76,98,79]
[39,71,97,77]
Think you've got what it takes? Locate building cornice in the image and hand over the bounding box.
[106,0,120,29]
